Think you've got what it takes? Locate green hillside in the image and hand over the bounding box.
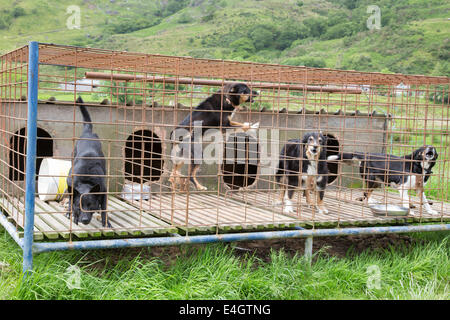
[0,0,449,76]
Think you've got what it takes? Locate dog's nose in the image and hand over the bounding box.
[80,216,90,224]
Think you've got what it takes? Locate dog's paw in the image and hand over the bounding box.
[355,196,365,202]
[197,185,208,191]
[409,210,416,217]
[426,209,439,216]
[318,207,329,214]
[283,206,294,214]
[306,202,315,209]
[272,200,283,206]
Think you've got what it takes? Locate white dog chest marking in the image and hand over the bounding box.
[307,161,317,175]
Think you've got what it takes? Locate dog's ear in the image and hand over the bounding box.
[90,184,101,193]
[301,134,308,144]
[75,183,94,195]
[229,84,238,93]
[412,148,424,161]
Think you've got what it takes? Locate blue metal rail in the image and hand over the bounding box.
[1,206,448,254]
[22,41,39,275]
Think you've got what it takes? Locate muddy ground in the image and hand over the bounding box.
[82,233,418,270]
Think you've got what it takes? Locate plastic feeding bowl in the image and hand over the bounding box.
[369,204,410,216]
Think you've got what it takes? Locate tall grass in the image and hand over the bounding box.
[0,227,448,300]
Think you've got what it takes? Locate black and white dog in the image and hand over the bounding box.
[66,97,111,227]
[336,146,438,215]
[276,132,330,214]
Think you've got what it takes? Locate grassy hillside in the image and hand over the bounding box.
[0,0,448,76]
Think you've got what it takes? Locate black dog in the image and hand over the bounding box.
[66,97,111,227]
[170,82,258,191]
[275,132,329,214]
[337,146,438,215]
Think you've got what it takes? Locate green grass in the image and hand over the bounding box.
[1,226,448,299]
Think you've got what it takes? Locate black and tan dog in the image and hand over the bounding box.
[66,97,111,227]
[336,146,438,215]
[275,132,330,214]
[170,83,258,191]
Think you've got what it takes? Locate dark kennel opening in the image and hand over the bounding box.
[125,130,163,183]
[9,127,53,181]
[222,132,259,189]
[324,133,340,184]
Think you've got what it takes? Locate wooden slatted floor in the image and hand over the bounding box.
[129,193,302,233]
[0,196,177,241]
[226,188,450,227]
[0,189,448,241]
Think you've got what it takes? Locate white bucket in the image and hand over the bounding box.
[38,158,72,201]
[121,183,150,201]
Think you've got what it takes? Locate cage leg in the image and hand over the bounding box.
[22,41,39,277]
[304,236,313,264]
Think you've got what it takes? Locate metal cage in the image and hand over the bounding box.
[0,42,449,273]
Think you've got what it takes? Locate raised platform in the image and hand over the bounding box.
[226,189,450,227]
[0,189,448,241]
[0,196,177,241]
[129,193,302,233]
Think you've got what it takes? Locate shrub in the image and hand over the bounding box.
[249,24,277,51]
[429,86,449,105]
[283,56,326,68]
[106,17,161,34]
[327,11,348,27]
[0,7,27,30]
[323,23,353,40]
[177,12,193,24]
[343,54,374,71]
[201,6,216,22]
[230,38,256,54]
[303,17,328,38]
[12,7,26,18]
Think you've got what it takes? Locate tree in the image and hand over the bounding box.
[230,38,256,54]
[303,17,328,38]
[250,25,276,51]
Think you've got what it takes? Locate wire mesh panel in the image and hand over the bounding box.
[0,43,448,242]
[0,46,30,234]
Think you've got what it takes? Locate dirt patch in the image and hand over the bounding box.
[80,245,187,272]
[230,234,418,262]
[79,234,418,271]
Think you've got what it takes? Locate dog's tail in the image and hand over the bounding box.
[77,96,93,132]
[327,152,365,163]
